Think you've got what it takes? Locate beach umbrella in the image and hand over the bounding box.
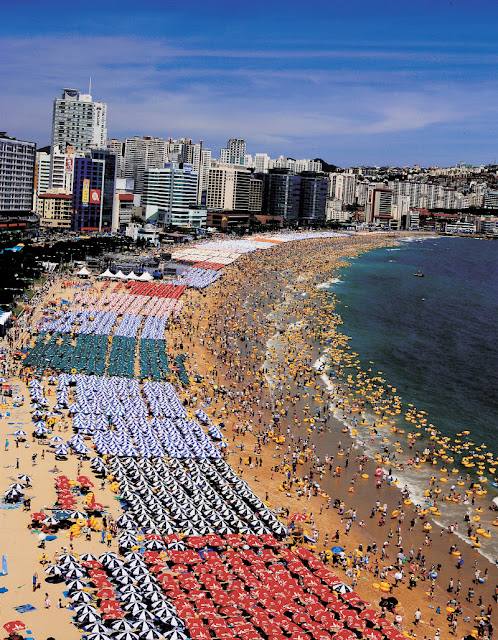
[138,630,163,640]
[55,444,69,455]
[17,474,32,482]
[103,610,127,621]
[110,620,136,632]
[162,631,188,640]
[13,429,27,436]
[83,622,108,634]
[71,511,88,520]
[3,621,27,635]
[86,633,112,640]
[80,552,98,561]
[72,590,94,604]
[9,482,26,492]
[65,566,86,579]
[67,579,87,592]
[114,632,139,640]
[53,510,72,521]
[45,565,63,576]
[75,609,101,626]
[59,552,79,563]
[50,435,64,443]
[330,546,344,554]
[43,516,59,526]
[122,602,146,617]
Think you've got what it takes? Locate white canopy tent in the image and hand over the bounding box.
[114,270,127,280]
[137,271,153,281]
[76,267,91,277]
[126,272,139,280]
[99,269,115,279]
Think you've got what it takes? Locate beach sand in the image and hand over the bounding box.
[0,233,496,640]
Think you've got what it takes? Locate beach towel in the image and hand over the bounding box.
[1,554,7,575]
[14,604,37,613]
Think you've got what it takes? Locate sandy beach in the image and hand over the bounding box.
[0,232,496,640]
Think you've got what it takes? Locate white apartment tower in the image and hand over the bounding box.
[220,139,246,165]
[206,164,251,210]
[123,136,168,193]
[51,88,107,154]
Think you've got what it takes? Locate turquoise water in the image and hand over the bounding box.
[332,236,498,457]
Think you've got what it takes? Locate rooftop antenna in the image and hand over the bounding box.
[89,77,92,95]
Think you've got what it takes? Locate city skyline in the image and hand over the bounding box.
[2,0,497,166]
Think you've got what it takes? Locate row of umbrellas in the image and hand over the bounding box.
[74,291,149,316]
[139,339,171,381]
[74,291,184,321]
[46,550,188,640]
[114,314,143,338]
[171,267,223,290]
[41,308,93,334]
[102,455,286,538]
[85,415,222,459]
[141,317,167,341]
[127,283,186,300]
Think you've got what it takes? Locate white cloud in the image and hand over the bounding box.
[1,34,497,163]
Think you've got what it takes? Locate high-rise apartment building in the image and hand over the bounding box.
[220,139,246,165]
[365,187,393,224]
[35,151,51,196]
[51,88,107,154]
[254,153,271,173]
[299,172,328,222]
[50,144,78,193]
[124,136,167,193]
[142,163,199,227]
[0,133,36,216]
[249,179,263,212]
[206,164,251,211]
[106,139,125,178]
[259,169,302,222]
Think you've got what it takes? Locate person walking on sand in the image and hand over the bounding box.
[414,609,421,625]
[45,592,51,608]
[33,572,38,591]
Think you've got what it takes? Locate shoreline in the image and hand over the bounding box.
[0,232,496,640]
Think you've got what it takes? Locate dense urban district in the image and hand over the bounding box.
[1,87,498,238]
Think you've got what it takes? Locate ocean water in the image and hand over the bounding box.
[331,236,498,456]
[316,236,498,561]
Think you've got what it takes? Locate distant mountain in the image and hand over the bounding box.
[314,158,340,173]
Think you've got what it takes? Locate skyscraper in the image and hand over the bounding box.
[72,149,117,232]
[259,169,301,222]
[123,136,168,193]
[142,163,200,227]
[51,88,107,154]
[220,139,246,165]
[207,164,251,210]
[0,133,36,216]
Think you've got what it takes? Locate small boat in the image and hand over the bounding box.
[413,271,424,277]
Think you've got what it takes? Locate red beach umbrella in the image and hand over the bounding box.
[31,512,46,521]
[3,621,27,635]
[360,609,381,623]
[100,599,121,611]
[333,631,357,640]
[364,630,384,640]
[95,588,115,599]
[103,609,126,620]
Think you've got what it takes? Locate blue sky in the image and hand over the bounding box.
[1,0,497,166]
